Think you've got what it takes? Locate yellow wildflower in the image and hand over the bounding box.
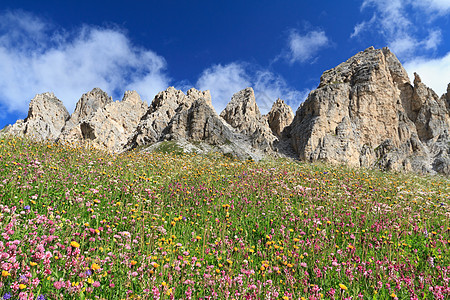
[2,270,10,277]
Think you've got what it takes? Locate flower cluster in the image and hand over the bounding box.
[0,137,449,299]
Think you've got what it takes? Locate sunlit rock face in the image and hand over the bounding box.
[5,92,69,141]
[290,46,450,174]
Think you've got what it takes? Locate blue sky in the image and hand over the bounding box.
[1,0,449,129]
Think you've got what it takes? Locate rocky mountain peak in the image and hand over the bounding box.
[444,84,450,109]
[318,46,410,91]
[27,92,66,118]
[381,47,411,86]
[69,88,112,126]
[266,98,294,137]
[122,90,143,105]
[57,89,148,152]
[219,87,278,151]
[4,92,69,141]
[3,47,449,173]
[186,88,213,108]
[220,87,262,134]
[163,98,233,145]
[291,46,450,174]
[128,87,214,148]
[413,72,422,85]
[149,87,188,112]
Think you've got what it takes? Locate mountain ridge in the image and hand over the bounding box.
[2,46,449,175]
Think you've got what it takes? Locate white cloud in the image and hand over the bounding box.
[0,10,169,115]
[351,20,369,38]
[404,52,450,96]
[285,30,329,64]
[196,63,306,114]
[252,70,308,113]
[412,0,450,15]
[196,63,251,113]
[352,0,447,57]
[423,29,442,50]
[390,36,417,57]
[354,0,414,56]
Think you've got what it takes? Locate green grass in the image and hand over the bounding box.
[154,141,185,155]
[0,136,449,300]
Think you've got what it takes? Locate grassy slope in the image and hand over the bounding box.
[0,137,449,299]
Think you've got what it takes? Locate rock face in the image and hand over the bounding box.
[220,87,277,151]
[290,46,450,174]
[127,87,276,160]
[159,97,263,160]
[443,84,450,106]
[163,98,235,145]
[127,86,235,148]
[5,93,69,141]
[266,98,294,137]
[59,90,147,152]
[220,88,262,134]
[66,88,113,128]
[3,86,285,160]
[186,88,214,109]
[127,87,195,147]
[58,88,113,146]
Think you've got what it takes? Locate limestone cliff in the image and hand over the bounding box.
[290,46,450,174]
[5,92,69,141]
[59,90,148,151]
[127,87,195,147]
[220,87,277,151]
[266,98,294,138]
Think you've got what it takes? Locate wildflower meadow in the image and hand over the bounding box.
[0,137,449,299]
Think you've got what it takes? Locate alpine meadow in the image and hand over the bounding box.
[2,1,450,299]
[0,137,449,299]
